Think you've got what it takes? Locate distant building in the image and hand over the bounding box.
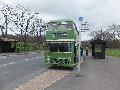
[0,38,17,53]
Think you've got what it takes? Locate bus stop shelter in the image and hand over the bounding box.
[0,38,17,53]
[91,38,107,59]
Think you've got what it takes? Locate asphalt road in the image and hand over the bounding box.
[0,52,47,90]
[45,56,120,90]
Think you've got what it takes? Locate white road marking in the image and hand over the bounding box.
[0,56,41,68]
[3,64,6,66]
[37,57,39,59]
[9,62,12,65]
[100,66,103,69]
[0,56,7,59]
[25,59,28,61]
[31,58,34,60]
[11,61,15,64]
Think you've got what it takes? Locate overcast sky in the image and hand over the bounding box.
[1,0,120,40]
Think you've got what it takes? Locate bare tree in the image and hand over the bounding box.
[107,24,120,39]
[12,4,46,39]
[12,4,34,36]
[0,3,15,37]
[0,3,46,48]
[89,29,114,41]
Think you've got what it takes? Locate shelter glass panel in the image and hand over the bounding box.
[95,44,102,52]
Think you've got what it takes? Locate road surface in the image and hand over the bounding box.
[45,56,120,90]
[0,52,47,90]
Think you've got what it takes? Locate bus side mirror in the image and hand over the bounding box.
[75,27,77,30]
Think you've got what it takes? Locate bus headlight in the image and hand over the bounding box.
[47,58,50,61]
[68,57,71,61]
[47,56,50,61]
[46,56,50,64]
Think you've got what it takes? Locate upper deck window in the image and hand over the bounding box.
[47,21,75,30]
[47,22,59,30]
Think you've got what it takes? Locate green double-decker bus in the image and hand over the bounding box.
[45,19,78,68]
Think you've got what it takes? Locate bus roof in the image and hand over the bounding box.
[48,19,74,23]
[48,19,79,34]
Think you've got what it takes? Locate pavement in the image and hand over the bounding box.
[0,52,47,90]
[45,56,120,90]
